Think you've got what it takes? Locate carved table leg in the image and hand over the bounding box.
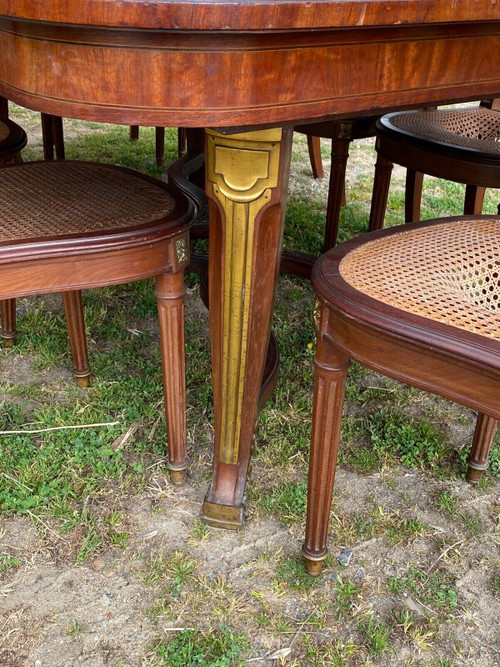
[302,304,350,575]
[201,127,293,529]
[155,270,188,486]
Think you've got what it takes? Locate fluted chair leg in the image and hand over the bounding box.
[303,313,350,576]
[467,413,498,484]
[1,298,16,347]
[62,290,90,388]
[155,271,188,486]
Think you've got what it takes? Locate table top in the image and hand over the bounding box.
[3,0,500,30]
[1,1,500,127]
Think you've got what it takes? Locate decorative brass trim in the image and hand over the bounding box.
[175,237,189,264]
[201,499,246,530]
[206,128,282,466]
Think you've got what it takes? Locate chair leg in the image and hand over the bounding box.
[1,299,16,348]
[463,185,486,215]
[307,135,324,179]
[467,413,498,484]
[41,113,56,160]
[155,271,188,486]
[155,127,165,167]
[62,290,90,388]
[405,170,424,222]
[368,153,393,232]
[51,116,65,160]
[303,315,350,576]
[323,138,351,250]
[130,125,139,141]
[177,128,188,158]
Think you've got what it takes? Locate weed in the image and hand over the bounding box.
[253,481,307,523]
[274,556,319,591]
[359,615,392,656]
[152,625,248,666]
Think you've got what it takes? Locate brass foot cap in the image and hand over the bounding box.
[75,373,91,389]
[201,499,245,530]
[2,336,15,348]
[466,467,486,485]
[302,546,327,577]
[170,468,186,486]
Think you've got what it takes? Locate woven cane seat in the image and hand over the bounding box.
[339,218,500,339]
[0,162,179,243]
[379,107,500,158]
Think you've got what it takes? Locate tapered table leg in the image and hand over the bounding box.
[201,127,293,529]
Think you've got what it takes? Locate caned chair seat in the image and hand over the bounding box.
[0,160,196,485]
[303,216,500,575]
[368,106,500,232]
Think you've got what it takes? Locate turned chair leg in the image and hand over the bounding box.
[467,413,498,483]
[62,290,90,388]
[303,310,350,576]
[155,271,188,486]
[323,138,351,250]
[1,298,16,347]
[368,153,394,232]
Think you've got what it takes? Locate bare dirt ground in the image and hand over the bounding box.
[1,115,499,666]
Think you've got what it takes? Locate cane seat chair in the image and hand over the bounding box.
[303,216,500,575]
[0,160,196,484]
[368,105,500,232]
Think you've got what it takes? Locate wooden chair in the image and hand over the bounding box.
[303,216,500,575]
[0,160,196,484]
[295,116,379,249]
[367,105,500,231]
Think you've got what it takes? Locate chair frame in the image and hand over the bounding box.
[303,216,500,575]
[0,160,196,485]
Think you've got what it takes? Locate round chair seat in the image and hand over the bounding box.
[0,161,191,267]
[381,107,500,159]
[338,218,499,339]
[304,216,500,575]
[0,116,27,164]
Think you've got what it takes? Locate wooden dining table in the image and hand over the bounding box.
[1,0,500,530]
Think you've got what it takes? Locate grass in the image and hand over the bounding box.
[1,107,499,666]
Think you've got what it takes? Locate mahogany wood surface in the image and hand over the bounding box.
[1,1,500,527]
